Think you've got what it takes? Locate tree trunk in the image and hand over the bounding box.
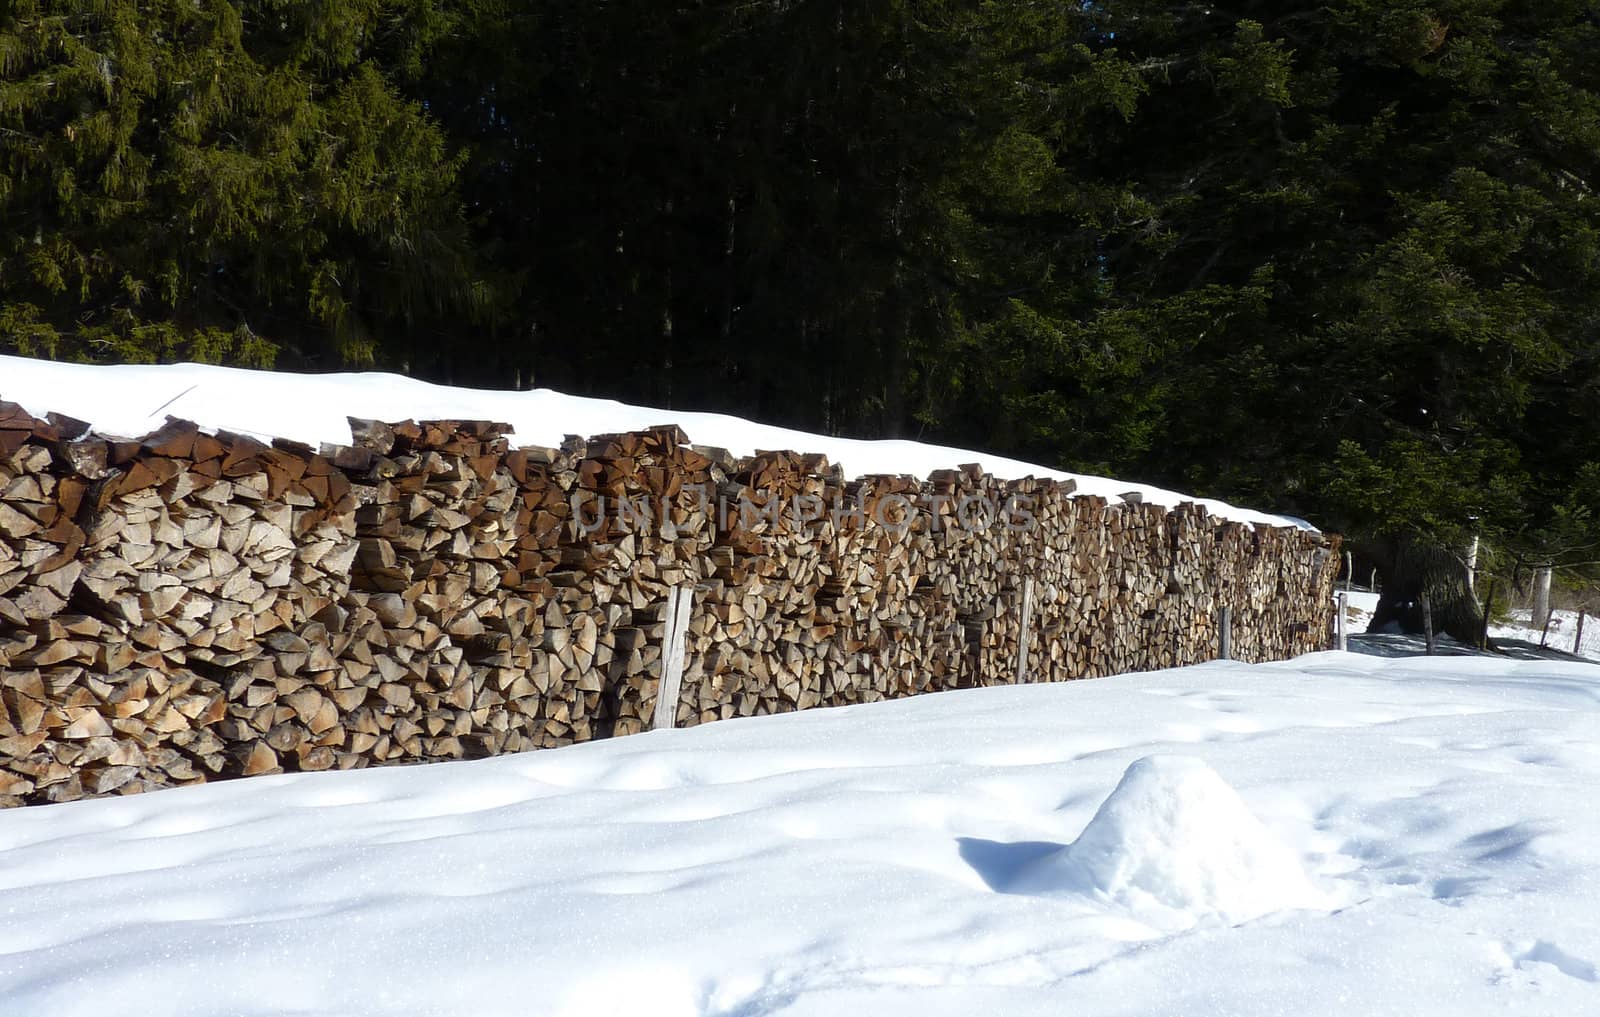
[1464,534,1479,595]
[1531,566,1553,631]
[1365,536,1484,644]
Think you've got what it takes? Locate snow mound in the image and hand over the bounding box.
[1020,755,1327,928]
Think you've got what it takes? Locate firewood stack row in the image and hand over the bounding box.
[0,397,1340,807]
[0,404,366,802]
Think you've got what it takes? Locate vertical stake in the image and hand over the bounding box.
[1336,591,1348,652]
[653,586,695,731]
[1421,593,1436,655]
[1479,579,1497,650]
[1219,606,1232,661]
[1575,611,1587,657]
[1014,578,1035,684]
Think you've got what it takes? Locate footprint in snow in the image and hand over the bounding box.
[1511,940,1599,983]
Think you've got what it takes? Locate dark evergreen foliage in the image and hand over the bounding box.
[5,0,1598,588]
[0,0,487,368]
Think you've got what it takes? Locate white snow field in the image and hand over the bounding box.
[0,354,1304,528]
[1491,609,1600,661]
[2,652,1599,1017]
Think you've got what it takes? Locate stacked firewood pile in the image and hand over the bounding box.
[0,398,1339,806]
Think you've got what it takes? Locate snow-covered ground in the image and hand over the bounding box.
[0,355,1304,528]
[1338,590,1597,662]
[1338,590,1382,632]
[1491,609,1599,660]
[2,652,1598,1016]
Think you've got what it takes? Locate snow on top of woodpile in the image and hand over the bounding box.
[0,354,1308,529]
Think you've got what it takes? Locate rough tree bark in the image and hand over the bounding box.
[1364,536,1485,644]
[1531,566,1554,631]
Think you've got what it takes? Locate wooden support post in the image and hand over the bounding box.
[1336,591,1348,652]
[1576,611,1587,657]
[1421,593,1436,655]
[653,586,695,731]
[1479,579,1497,650]
[1344,550,1353,593]
[1014,578,1035,684]
[1218,606,1232,661]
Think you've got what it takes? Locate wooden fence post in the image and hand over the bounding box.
[1576,611,1587,657]
[1336,591,1348,652]
[1218,606,1232,661]
[1479,579,1497,650]
[1014,578,1035,683]
[653,586,695,731]
[1421,593,1436,655]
